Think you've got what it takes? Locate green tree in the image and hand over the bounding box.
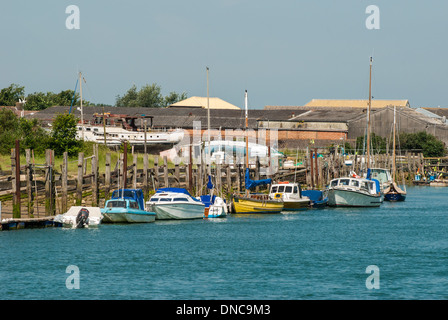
[116,85,139,107]
[25,90,89,110]
[116,83,187,108]
[163,91,188,107]
[0,108,20,154]
[19,117,51,154]
[0,108,50,155]
[50,112,83,156]
[0,84,25,106]
[399,131,446,157]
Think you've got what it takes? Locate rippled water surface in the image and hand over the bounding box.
[1,186,447,300]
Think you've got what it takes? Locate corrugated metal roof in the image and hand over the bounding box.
[304,99,410,108]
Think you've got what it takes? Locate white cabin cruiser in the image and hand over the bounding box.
[146,188,205,220]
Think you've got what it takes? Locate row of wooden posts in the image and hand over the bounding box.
[7,141,306,219]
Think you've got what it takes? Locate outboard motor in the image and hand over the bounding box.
[76,208,90,228]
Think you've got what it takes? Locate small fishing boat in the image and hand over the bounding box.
[146,188,205,220]
[301,189,328,208]
[101,188,156,223]
[232,169,284,214]
[384,106,407,201]
[269,182,310,211]
[327,176,382,207]
[101,199,156,223]
[54,206,103,228]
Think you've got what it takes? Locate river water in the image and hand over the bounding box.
[0,186,447,300]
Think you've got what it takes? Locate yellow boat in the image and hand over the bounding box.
[232,194,284,214]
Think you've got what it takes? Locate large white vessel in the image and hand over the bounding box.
[146,188,205,220]
[76,113,184,148]
[327,177,382,207]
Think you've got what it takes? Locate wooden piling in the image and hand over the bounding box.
[11,143,20,219]
[61,151,68,214]
[45,149,55,216]
[92,147,99,206]
[76,152,84,206]
[105,153,111,201]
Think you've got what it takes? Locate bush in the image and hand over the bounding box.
[399,131,446,157]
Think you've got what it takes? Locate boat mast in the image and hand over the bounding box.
[79,71,84,141]
[245,90,249,170]
[366,56,373,170]
[392,106,396,182]
[207,67,211,175]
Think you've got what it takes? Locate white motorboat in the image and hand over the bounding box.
[54,206,103,228]
[327,177,382,207]
[146,188,205,220]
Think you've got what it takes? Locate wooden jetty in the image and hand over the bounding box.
[0,217,55,231]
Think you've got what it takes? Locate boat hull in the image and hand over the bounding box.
[206,205,227,218]
[283,199,310,211]
[102,209,156,223]
[232,196,283,214]
[384,193,406,202]
[301,190,328,209]
[151,203,205,220]
[328,189,382,207]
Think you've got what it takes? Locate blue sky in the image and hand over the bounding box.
[1,0,447,109]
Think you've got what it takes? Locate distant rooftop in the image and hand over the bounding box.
[304,99,410,109]
[168,96,241,110]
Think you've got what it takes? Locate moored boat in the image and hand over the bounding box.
[327,177,382,207]
[232,194,284,214]
[146,188,205,220]
[384,106,407,201]
[301,189,328,208]
[383,182,407,201]
[54,206,103,228]
[232,169,284,214]
[101,199,156,223]
[200,194,228,218]
[269,182,310,211]
[102,188,156,223]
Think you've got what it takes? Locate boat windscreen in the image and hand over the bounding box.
[107,200,126,208]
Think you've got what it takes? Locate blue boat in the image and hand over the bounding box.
[383,182,406,202]
[302,190,328,208]
[102,189,156,223]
